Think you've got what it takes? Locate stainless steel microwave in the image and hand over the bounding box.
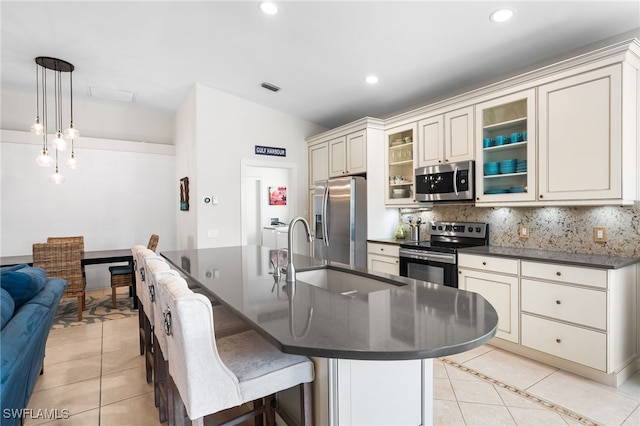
[415,160,475,202]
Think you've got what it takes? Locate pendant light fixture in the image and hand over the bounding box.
[31,57,79,183]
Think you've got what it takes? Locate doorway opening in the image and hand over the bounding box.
[240,160,298,246]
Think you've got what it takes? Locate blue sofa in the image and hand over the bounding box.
[0,264,67,426]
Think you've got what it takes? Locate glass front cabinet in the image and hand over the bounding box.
[475,89,536,204]
[385,122,418,206]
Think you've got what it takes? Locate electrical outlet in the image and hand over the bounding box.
[518,225,530,239]
[207,229,219,238]
[594,227,606,243]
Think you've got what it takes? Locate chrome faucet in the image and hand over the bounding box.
[286,216,313,284]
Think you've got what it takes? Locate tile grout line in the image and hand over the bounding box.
[98,322,103,426]
[440,357,604,426]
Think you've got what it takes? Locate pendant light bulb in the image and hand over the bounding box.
[66,152,79,169]
[49,167,65,184]
[31,117,44,135]
[52,131,67,151]
[64,123,79,140]
[36,148,54,167]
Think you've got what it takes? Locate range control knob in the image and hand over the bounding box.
[468,227,473,232]
[476,227,482,232]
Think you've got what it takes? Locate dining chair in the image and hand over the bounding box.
[46,236,85,309]
[32,241,84,321]
[110,234,159,308]
[156,274,314,426]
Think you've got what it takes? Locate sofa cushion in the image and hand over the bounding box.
[0,288,14,330]
[1,267,47,308]
[0,264,28,274]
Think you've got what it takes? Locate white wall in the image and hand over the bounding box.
[176,83,325,249]
[1,130,176,290]
[2,90,174,145]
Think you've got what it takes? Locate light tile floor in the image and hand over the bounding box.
[24,290,640,426]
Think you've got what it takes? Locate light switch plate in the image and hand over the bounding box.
[518,225,530,239]
[594,227,606,243]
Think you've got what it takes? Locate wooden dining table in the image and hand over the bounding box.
[0,249,137,308]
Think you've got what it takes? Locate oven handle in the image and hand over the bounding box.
[399,248,456,264]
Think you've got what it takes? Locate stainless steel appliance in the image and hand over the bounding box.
[399,221,489,288]
[313,176,367,269]
[415,160,475,202]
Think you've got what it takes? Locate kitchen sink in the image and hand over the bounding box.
[295,267,403,296]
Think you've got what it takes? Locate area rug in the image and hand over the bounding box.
[52,293,137,329]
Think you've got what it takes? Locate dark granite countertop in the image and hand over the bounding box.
[459,246,639,270]
[367,238,410,245]
[161,246,498,361]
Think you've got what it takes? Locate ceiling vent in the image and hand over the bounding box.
[261,82,280,92]
[89,86,137,103]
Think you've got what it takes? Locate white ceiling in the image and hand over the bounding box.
[2,1,639,130]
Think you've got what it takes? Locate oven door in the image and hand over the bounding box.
[399,248,458,288]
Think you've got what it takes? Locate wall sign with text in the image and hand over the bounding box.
[255,145,286,157]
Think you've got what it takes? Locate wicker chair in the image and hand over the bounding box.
[47,236,86,309]
[33,241,84,321]
[110,234,159,308]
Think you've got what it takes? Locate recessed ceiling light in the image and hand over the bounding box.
[490,8,514,23]
[365,75,379,85]
[260,2,278,15]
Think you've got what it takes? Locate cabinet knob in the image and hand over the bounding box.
[395,260,398,264]
[477,197,480,201]
[556,300,561,305]
[539,195,544,199]
[555,339,562,344]
[438,160,442,163]
[556,272,562,276]
[482,261,487,266]
[381,248,384,251]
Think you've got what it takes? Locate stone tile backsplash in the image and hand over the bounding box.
[403,202,640,258]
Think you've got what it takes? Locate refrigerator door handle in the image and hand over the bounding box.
[322,181,330,247]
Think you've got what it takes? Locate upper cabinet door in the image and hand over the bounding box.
[417,115,443,167]
[417,106,473,167]
[538,65,622,201]
[444,105,474,164]
[475,88,537,204]
[309,141,329,187]
[329,136,347,177]
[346,130,367,175]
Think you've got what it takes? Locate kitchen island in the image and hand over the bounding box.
[161,246,498,425]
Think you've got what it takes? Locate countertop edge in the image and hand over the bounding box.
[458,246,640,270]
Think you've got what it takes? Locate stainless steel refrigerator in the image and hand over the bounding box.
[313,176,367,269]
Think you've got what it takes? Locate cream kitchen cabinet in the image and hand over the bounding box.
[385,122,418,206]
[537,64,632,203]
[417,105,474,167]
[367,242,399,276]
[475,88,537,204]
[329,130,367,177]
[308,141,329,188]
[458,254,520,343]
[520,260,636,379]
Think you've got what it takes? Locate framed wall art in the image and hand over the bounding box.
[180,177,189,211]
[268,186,287,205]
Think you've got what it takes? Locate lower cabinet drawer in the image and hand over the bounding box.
[521,261,607,289]
[521,314,606,371]
[458,254,519,275]
[521,279,607,330]
[367,242,399,257]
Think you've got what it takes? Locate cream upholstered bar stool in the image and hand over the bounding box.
[110,234,159,308]
[148,265,252,424]
[156,274,314,426]
[146,261,183,424]
[137,249,171,384]
[131,244,147,355]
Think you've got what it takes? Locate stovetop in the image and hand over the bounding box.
[400,221,489,252]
